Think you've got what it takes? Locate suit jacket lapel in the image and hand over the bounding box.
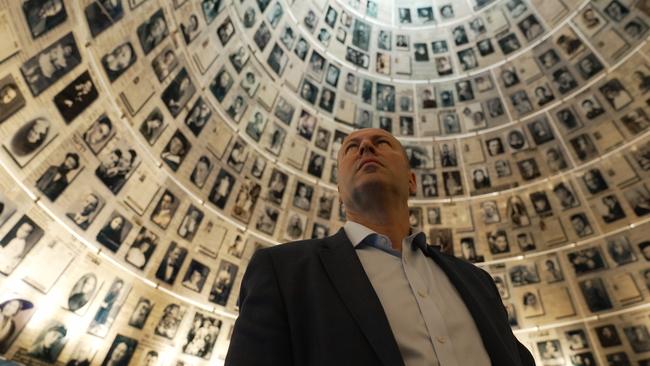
[319,229,404,366]
[427,248,517,365]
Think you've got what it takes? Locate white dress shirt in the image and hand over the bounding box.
[343,221,491,366]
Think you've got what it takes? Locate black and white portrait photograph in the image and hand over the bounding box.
[84,0,124,37]
[154,303,186,339]
[536,340,563,364]
[267,168,288,205]
[96,211,132,252]
[518,14,544,41]
[139,108,166,145]
[65,192,104,230]
[27,320,68,363]
[88,277,130,337]
[595,324,622,347]
[20,32,81,96]
[181,259,210,293]
[0,74,26,123]
[487,229,510,255]
[509,263,540,286]
[570,212,594,237]
[209,260,238,306]
[128,297,154,330]
[624,184,650,217]
[577,53,604,80]
[284,211,306,241]
[152,46,178,82]
[217,16,235,45]
[210,67,233,102]
[300,78,319,105]
[255,205,279,236]
[521,290,544,318]
[177,204,204,241]
[307,151,325,178]
[253,21,271,50]
[579,277,612,312]
[150,190,179,230]
[5,117,56,167]
[606,236,636,266]
[125,227,158,270]
[190,155,212,189]
[162,68,196,117]
[155,242,188,285]
[229,45,250,73]
[100,334,137,366]
[245,108,267,142]
[623,325,650,353]
[498,33,521,55]
[53,70,99,124]
[202,0,224,24]
[209,168,235,209]
[185,97,212,137]
[161,130,191,172]
[227,139,248,173]
[65,273,100,314]
[459,237,484,263]
[83,114,114,155]
[231,175,260,221]
[567,246,608,275]
[180,13,201,44]
[517,158,541,181]
[582,168,608,195]
[137,9,169,55]
[599,78,633,111]
[292,181,313,211]
[579,95,605,121]
[0,296,35,354]
[553,182,580,210]
[352,19,371,51]
[22,0,67,39]
[597,194,626,223]
[101,42,136,82]
[36,151,81,201]
[540,256,564,283]
[95,146,139,194]
[182,312,222,358]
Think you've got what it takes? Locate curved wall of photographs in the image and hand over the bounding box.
[0,0,649,364]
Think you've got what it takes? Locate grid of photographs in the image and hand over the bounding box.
[0,0,649,364]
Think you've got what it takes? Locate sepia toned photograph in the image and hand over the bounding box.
[20,32,81,96]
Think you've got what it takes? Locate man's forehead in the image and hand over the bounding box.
[342,128,399,144]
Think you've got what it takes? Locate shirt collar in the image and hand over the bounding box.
[343,220,423,256]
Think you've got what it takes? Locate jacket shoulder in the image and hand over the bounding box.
[255,237,325,260]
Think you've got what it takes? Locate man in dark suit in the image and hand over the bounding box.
[226,128,535,366]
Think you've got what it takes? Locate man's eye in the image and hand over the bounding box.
[345,144,357,153]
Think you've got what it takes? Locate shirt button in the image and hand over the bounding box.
[417,290,426,298]
[436,336,446,344]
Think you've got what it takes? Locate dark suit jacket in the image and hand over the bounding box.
[225,228,535,366]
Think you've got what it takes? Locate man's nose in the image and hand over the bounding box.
[358,140,376,155]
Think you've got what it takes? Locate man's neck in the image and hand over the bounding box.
[346,210,410,252]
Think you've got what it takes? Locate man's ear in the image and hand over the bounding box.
[408,171,417,194]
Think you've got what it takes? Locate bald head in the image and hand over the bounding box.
[337,128,409,166]
[336,128,417,215]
